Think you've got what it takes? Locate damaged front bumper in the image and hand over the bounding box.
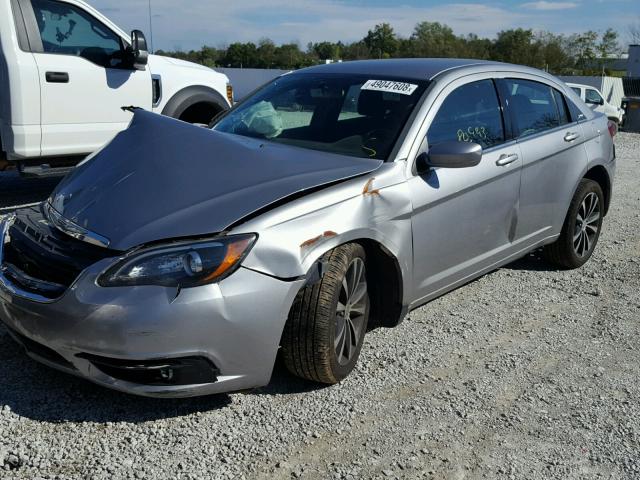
[0,217,304,397]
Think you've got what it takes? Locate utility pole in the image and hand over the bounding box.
[148,0,154,53]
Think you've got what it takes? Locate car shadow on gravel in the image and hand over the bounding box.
[0,328,233,423]
[251,353,332,396]
[503,249,562,272]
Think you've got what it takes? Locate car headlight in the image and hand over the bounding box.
[98,234,256,288]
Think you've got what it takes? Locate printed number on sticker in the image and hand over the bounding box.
[361,80,418,96]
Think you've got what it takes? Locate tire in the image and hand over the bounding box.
[281,243,370,384]
[161,86,228,125]
[543,179,604,269]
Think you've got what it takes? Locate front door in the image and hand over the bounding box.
[408,78,522,303]
[26,0,151,157]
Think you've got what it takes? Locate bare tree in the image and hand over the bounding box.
[629,18,640,44]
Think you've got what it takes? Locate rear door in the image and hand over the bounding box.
[500,77,588,242]
[23,0,151,157]
[408,77,523,302]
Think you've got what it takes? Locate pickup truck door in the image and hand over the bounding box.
[22,0,151,157]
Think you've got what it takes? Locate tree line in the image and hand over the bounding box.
[156,22,625,75]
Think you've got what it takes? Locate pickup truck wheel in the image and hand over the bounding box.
[162,86,228,126]
[281,243,370,384]
[178,102,222,126]
[543,179,604,269]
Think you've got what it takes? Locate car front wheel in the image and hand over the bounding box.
[281,243,370,384]
[544,178,604,269]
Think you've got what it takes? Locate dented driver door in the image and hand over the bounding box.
[407,77,523,304]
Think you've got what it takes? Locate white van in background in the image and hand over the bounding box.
[0,0,233,175]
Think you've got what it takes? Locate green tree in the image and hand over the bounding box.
[569,31,598,73]
[597,28,620,73]
[411,22,460,57]
[275,43,307,69]
[342,40,371,60]
[460,34,492,60]
[535,32,572,73]
[256,38,277,68]
[364,23,398,58]
[222,42,258,68]
[309,41,341,61]
[492,29,536,65]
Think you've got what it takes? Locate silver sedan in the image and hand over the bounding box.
[0,59,616,397]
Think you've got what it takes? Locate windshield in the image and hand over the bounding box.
[213,74,428,160]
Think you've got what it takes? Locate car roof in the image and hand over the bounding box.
[294,58,504,81]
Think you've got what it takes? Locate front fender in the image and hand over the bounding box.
[233,162,415,305]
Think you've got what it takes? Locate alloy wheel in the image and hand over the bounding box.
[335,258,367,366]
[573,192,601,257]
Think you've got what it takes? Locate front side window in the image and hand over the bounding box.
[504,79,560,138]
[31,0,123,68]
[585,89,604,105]
[214,74,428,160]
[427,79,505,149]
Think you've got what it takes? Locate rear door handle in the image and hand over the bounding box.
[564,131,580,142]
[45,72,69,83]
[496,153,519,166]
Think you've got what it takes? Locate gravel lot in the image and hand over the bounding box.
[1,133,639,480]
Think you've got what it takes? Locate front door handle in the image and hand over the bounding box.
[45,71,69,83]
[564,131,580,142]
[496,153,519,166]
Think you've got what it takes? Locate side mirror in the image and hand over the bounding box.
[415,141,482,174]
[130,30,148,70]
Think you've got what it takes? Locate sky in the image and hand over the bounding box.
[89,0,640,52]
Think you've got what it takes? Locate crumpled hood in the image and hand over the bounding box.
[49,110,382,251]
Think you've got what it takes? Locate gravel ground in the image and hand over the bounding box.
[0,133,639,480]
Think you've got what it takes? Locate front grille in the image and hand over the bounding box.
[2,205,118,298]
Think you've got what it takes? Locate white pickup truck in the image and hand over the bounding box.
[566,82,625,126]
[0,0,232,174]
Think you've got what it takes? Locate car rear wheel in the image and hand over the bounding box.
[543,179,604,269]
[281,243,370,384]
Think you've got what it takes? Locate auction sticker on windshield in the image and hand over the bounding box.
[361,80,418,96]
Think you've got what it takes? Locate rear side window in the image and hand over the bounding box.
[566,98,586,122]
[553,90,570,125]
[504,79,560,138]
[427,79,504,149]
[570,87,581,96]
